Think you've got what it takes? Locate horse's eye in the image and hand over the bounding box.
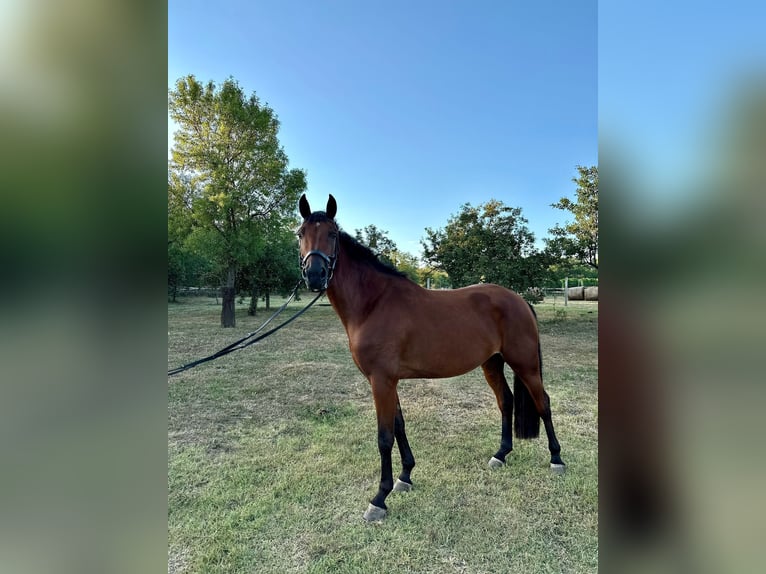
[329,231,338,239]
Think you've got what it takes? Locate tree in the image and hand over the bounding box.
[168,177,191,301]
[240,221,301,315]
[354,225,420,282]
[547,165,598,269]
[388,249,421,283]
[417,267,451,289]
[168,177,217,300]
[167,241,216,301]
[422,200,548,299]
[354,225,398,268]
[168,76,307,326]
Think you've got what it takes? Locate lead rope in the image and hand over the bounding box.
[167,281,323,377]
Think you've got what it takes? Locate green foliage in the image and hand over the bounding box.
[418,268,452,289]
[238,221,302,313]
[422,199,549,293]
[354,225,420,283]
[389,250,421,283]
[520,287,545,304]
[168,75,307,322]
[568,277,598,288]
[546,165,598,269]
[168,242,217,301]
[354,225,397,266]
[168,179,218,299]
[544,262,598,289]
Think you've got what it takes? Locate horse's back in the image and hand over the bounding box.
[359,282,538,379]
[425,283,535,324]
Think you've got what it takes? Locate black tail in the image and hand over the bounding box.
[514,373,541,438]
[514,302,542,439]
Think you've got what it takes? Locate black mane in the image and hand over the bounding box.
[339,231,408,279]
[302,212,408,279]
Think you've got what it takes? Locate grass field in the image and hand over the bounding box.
[168,295,598,573]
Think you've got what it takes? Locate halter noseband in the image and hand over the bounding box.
[300,232,339,291]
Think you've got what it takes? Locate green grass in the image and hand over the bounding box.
[169,295,598,573]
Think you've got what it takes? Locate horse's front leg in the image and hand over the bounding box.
[363,376,398,523]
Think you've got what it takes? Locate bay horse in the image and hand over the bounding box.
[297,194,564,522]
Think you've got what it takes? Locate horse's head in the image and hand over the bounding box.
[298,194,339,292]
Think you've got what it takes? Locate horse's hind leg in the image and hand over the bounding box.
[392,397,415,492]
[481,354,514,468]
[504,339,565,473]
[512,363,565,473]
[537,388,565,473]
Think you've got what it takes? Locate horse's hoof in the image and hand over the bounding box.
[393,479,412,492]
[363,503,387,523]
[550,463,566,475]
[488,456,505,469]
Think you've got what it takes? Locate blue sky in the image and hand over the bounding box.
[169,1,597,257]
[599,1,766,220]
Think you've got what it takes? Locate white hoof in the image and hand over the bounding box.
[550,463,566,475]
[393,479,412,492]
[488,456,505,469]
[363,503,387,523]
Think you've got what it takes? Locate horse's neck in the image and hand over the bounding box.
[326,248,392,330]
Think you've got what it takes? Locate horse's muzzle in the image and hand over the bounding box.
[302,258,328,292]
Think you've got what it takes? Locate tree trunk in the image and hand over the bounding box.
[221,265,236,327]
[248,284,259,316]
[265,291,270,310]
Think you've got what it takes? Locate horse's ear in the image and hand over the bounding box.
[326,194,337,220]
[299,194,312,220]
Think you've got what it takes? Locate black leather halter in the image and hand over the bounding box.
[300,233,339,291]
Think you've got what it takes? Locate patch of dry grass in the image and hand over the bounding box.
[168,295,598,573]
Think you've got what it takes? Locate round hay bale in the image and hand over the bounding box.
[584,286,598,301]
[567,286,585,300]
